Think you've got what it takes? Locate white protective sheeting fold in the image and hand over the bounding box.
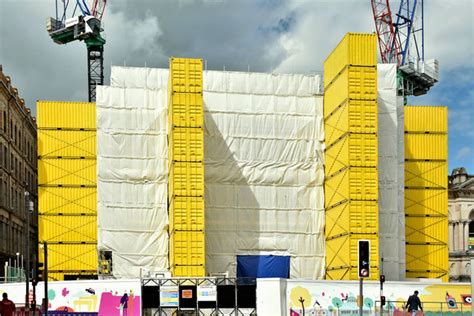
[203,71,325,279]
[104,66,325,279]
[377,64,405,280]
[96,84,169,278]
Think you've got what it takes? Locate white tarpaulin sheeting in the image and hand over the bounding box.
[377,64,405,280]
[102,66,325,279]
[96,84,169,278]
[203,71,325,279]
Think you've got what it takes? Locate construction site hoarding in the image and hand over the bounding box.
[37,100,98,281]
[404,105,448,282]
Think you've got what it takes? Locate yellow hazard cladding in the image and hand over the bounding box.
[404,105,448,282]
[405,161,448,188]
[169,57,203,93]
[326,201,378,238]
[38,130,96,157]
[169,93,204,128]
[325,134,377,176]
[38,158,96,186]
[39,215,97,242]
[38,243,98,273]
[169,196,205,231]
[38,187,96,215]
[324,100,377,145]
[325,234,379,280]
[169,127,204,162]
[324,66,377,113]
[170,231,205,277]
[37,101,96,129]
[324,33,377,88]
[404,106,448,133]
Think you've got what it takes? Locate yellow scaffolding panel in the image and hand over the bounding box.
[324,100,377,145]
[324,33,378,280]
[404,105,448,282]
[37,101,96,129]
[168,58,205,277]
[325,133,377,177]
[324,33,377,88]
[324,66,377,114]
[37,100,98,280]
[38,130,96,157]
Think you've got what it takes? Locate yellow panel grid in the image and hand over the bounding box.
[38,187,97,215]
[169,196,205,231]
[405,133,448,160]
[39,243,98,272]
[169,57,203,93]
[325,133,377,177]
[170,231,205,277]
[39,215,97,243]
[37,101,96,129]
[324,99,377,145]
[406,244,448,282]
[325,200,378,239]
[404,188,447,216]
[325,167,378,208]
[324,33,377,88]
[404,106,448,133]
[169,93,204,128]
[405,161,448,189]
[38,158,96,186]
[169,127,204,162]
[324,66,377,112]
[325,234,379,280]
[38,130,96,158]
[169,162,204,198]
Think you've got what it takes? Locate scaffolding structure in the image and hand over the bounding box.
[404,105,448,281]
[37,101,98,280]
[168,58,206,277]
[324,33,380,280]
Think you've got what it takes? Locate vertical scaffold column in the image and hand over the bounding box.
[37,101,98,281]
[323,33,379,280]
[404,106,448,281]
[168,58,205,277]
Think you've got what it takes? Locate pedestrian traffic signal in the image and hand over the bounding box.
[32,261,44,286]
[358,240,370,278]
[381,295,386,306]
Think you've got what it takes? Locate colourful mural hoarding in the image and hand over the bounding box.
[0,279,141,316]
[287,281,471,316]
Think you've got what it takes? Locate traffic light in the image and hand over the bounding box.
[381,295,386,306]
[32,261,44,286]
[358,240,370,278]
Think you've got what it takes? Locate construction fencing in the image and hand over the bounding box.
[141,277,256,316]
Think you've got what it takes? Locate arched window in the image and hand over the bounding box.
[469,210,474,251]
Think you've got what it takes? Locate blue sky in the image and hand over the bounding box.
[0,0,472,172]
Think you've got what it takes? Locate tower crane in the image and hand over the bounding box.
[46,0,108,102]
[371,0,438,97]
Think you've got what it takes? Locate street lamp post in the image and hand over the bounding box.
[24,191,33,309]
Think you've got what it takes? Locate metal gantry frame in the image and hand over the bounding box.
[87,45,104,102]
[141,277,257,316]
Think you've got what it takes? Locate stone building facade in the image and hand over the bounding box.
[0,65,38,277]
[448,167,474,281]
